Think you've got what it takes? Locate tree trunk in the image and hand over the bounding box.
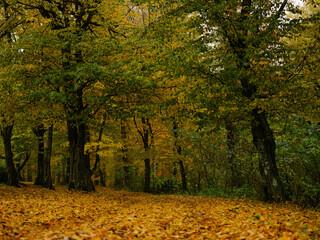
[178,159,187,191]
[172,119,188,192]
[91,114,106,183]
[99,168,106,187]
[1,124,19,187]
[73,122,94,191]
[144,157,151,193]
[134,117,152,193]
[121,120,132,187]
[251,108,284,201]
[68,119,94,191]
[225,120,242,188]
[43,124,54,189]
[142,117,151,193]
[33,124,46,186]
[17,152,31,181]
[65,157,70,185]
[67,119,77,189]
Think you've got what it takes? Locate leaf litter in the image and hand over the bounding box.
[0,184,319,239]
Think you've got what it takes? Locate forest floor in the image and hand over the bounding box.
[0,184,319,239]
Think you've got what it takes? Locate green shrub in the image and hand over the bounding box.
[152,177,179,194]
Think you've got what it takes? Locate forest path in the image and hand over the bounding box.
[0,185,319,239]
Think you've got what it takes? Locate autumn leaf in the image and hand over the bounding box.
[0,184,319,239]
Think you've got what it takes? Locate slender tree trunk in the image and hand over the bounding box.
[142,117,151,193]
[225,120,242,188]
[17,152,31,181]
[251,108,284,202]
[134,117,152,193]
[33,124,45,186]
[172,119,188,192]
[1,124,19,187]
[99,168,106,187]
[67,119,77,189]
[121,120,131,187]
[92,114,106,188]
[144,157,151,193]
[66,157,70,185]
[43,124,54,189]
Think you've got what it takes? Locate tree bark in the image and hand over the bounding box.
[74,122,94,191]
[134,117,152,193]
[33,124,45,186]
[67,120,77,189]
[225,120,242,188]
[230,0,285,202]
[17,152,31,181]
[67,88,94,191]
[144,157,151,193]
[67,119,94,191]
[172,119,188,192]
[91,114,106,178]
[121,120,132,187]
[251,108,284,201]
[1,124,19,187]
[43,124,54,189]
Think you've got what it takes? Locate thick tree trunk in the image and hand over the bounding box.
[251,108,284,202]
[75,123,92,191]
[43,124,54,189]
[33,124,45,186]
[172,119,188,192]
[68,120,94,191]
[1,124,19,187]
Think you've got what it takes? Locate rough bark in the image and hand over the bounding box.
[73,122,94,191]
[232,0,286,202]
[67,118,94,191]
[33,124,46,186]
[251,108,284,201]
[43,124,54,189]
[1,124,19,187]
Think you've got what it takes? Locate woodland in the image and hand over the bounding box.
[1,0,320,238]
[0,0,320,220]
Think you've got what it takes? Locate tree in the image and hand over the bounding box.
[144,0,307,201]
[16,0,130,191]
[0,0,27,187]
[32,124,46,186]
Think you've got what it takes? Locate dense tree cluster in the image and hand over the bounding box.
[0,0,319,206]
